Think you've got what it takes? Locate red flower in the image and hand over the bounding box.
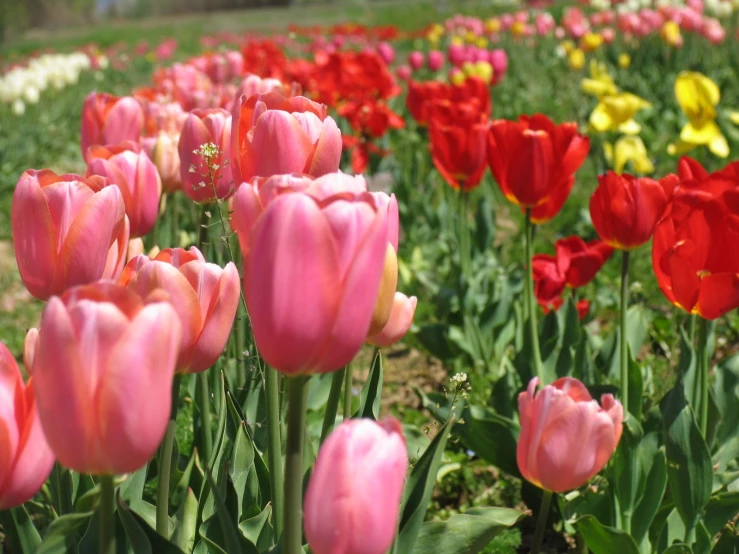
[406,76,491,126]
[338,100,405,138]
[488,114,589,223]
[428,99,489,191]
[590,171,677,250]
[542,298,591,320]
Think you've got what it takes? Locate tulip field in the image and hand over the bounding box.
[1,0,739,553]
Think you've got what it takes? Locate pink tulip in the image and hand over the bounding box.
[142,131,182,193]
[32,283,182,475]
[517,377,623,493]
[141,100,187,137]
[12,169,130,300]
[178,108,233,203]
[87,143,162,237]
[236,73,286,103]
[241,187,391,374]
[396,65,412,81]
[119,247,240,373]
[427,50,444,71]
[448,43,466,66]
[230,92,341,183]
[377,42,395,64]
[489,49,509,83]
[409,51,425,71]
[304,418,408,554]
[0,343,55,509]
[80,92,144,155]
[367,293,417,347]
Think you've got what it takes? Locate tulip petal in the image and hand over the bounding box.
[697,273,739,320]
[251,111,315,177]
[0,346,21,490]
[306,116,342,177]
[103,97,144,147]
[368,293,417,347]
[232,184,264,257]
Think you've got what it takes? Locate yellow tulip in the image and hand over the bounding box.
[465,30,478,43]
[580,32,604,52]
[485,18,501,33]
[511,21,527,37]
[561,40,576,54]
[590,92,651,134]
[660,21,683,47]
[474,61,494,84]
[451,35,464,47]
[568,48,586,71]
[462,61,476,77]
[618,53,631,69]
[604,136,654,174]
[670,71,729,158]
[581,60,618,98]
[450,69,466,86]
[477,37,488,48]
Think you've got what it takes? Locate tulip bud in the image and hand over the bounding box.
[81,92,144,155]
[368,293,417,347]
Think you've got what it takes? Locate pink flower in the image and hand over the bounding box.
[409,51,425,70]
[0,343,54,509]
[80,92,144,155]
[427,50,445,71]
[12,170,130,300]
[367,293,417,347]
[517,377,623,492]
[304,418,408,554]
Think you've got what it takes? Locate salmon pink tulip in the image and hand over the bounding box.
[87,144,162,238]
[119,247,240,373]
[142,131,182,193]
[242,187,391,374]
[517,377,623,492]
[230,91,342,183]
[0,343,54,509]
[367,293,417,347]
[32,283,181,475]
[236,73,286,103]
[304,418,408,554]
[81,92,144,155]
[12,170,130,300]
[178,108,233,202]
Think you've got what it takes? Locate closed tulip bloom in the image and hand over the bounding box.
[0,343,55,509]
[427,50,445,71]
[367,293,417,347]
[304,418,408,554]
[87,144,162,238]
[81,92,144,155]
[12,170,130,300]
[408,51,425,70]
[178,108,233,203]
[590,172,675,250]
[236,73,286,102]
[555,236,614,287]
[243,189,390,374]
[517,377,623,492]
[32,283,182,475]
[488,115,589,222]
[230,91,342,183]
[428,99,489,191]
[119,247,240,373]
[142,131,182,193]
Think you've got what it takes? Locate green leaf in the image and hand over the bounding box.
[238,505,273,553]
[704,492,739,538]
[711,527,738,554]
[117,493,187,554]
[662,544,693,554]
[200,465,245,554]
[410,507,525,554]
[355,348,383,420]
[37,511,94,554]
[662,383,713,533]
[576,514,640,554]
[631,441,668,545]
[625,305,652,360]
[171,488,198,554]
[0,505,42,554]
[678,329,699,417]
[714,354,739,443]
[396,418,453,554]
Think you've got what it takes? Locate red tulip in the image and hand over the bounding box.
[0,343,54,509]
[304,418,408,554]
[119,247,240,373]
[32,283,181,475]
[12,169,130,300]
[488,114,589,222]
[555,236,615,287]
[517,377,623,492]
[590,171,676,250]
[81,92,144,155]
[230,91,341,183]
[86,143,162,238]
[428,99,489,190]
[178,108,233,203]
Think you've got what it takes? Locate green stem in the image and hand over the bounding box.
[156,374,182,537]
[320,367,347,443]
[50,463,63,517]
[98,475,116,554]
[197,204,209,251]
[531,490,553,554]
[198,371,213,462]
[620,251,630,415]
[265,366,284,539]
[524,209,543,381]
[458,189,470,290]
[696,317,709,437]
[283,377,308,554]
[343,364,354,420]
[687,314,697,345]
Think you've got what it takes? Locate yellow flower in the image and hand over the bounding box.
[511,21,527,37]
[618,53,631,69]
[581,60,618,98]
[485,18,501,33]
[669,71,729,158]
[590,92,651,134]
[465,30,478,43]
[473,61,494,84]
[568,48,586,71]
[604,136,654,174]
[580,32,604,52]
[462,61,475,77]
[561,40,576,54]
[450,70,466,86]
[660,21,683,47]
[451,35,464,47]
[476,37,488,48]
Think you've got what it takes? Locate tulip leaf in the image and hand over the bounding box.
[678,328,699,417]
[116,491,186,554]
[704,492,739,538]
[662,544,693,554]
[711,527,738,554]
[631,439,668,545]
[410,507,524,554]
[355,347,383,420]
[37,511,94,554]
[171,488,199,554]
[199,464,247,554]
[714,354,739,444]
[396,417,453,554]
[0,505,42,554]
[576,514,641,554]
[238,504,273,553]
[662,382,713,534]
